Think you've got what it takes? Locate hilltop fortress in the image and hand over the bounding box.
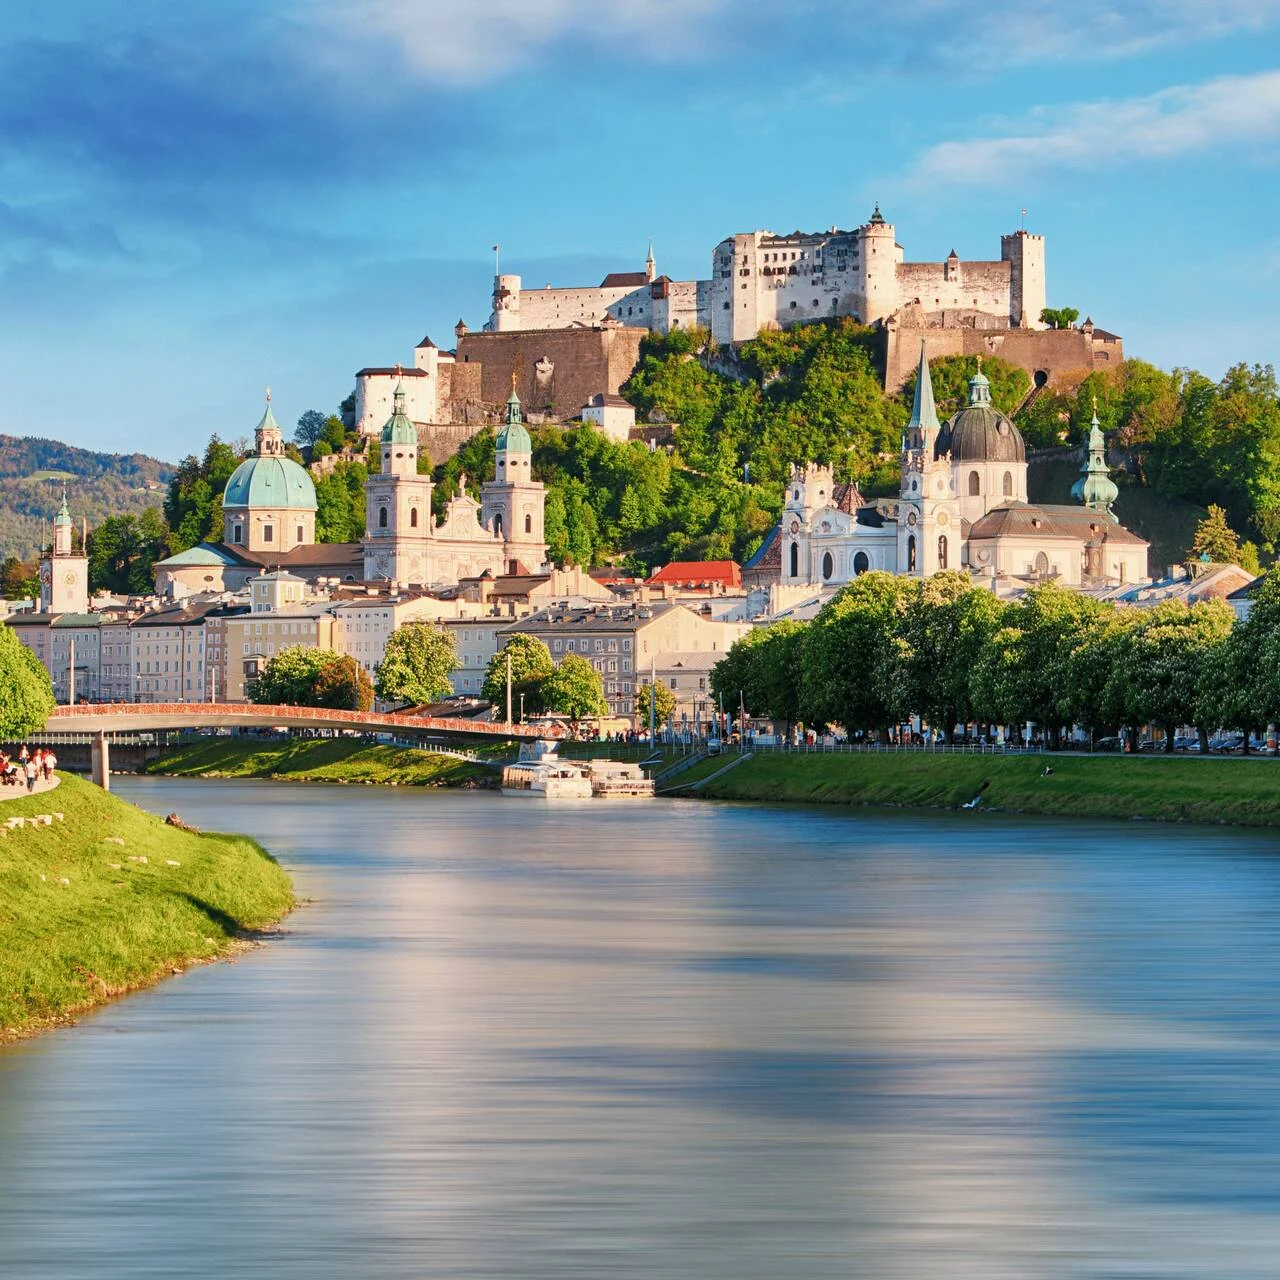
[353,208,1120,448]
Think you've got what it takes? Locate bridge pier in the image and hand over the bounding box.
[90,732,110,791]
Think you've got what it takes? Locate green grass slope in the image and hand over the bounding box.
[145,738,495,787]
[691,751,1280,827]
[0,774,293,1039]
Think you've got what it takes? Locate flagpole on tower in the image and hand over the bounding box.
[492,244,500,276]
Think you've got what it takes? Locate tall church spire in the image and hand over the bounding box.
[1071,394,1119,517]
[908,341,939,434]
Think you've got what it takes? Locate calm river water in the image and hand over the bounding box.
[4,780,1280,1277]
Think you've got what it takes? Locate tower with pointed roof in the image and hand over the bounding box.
[481,385,547,572]
[40,488,89,614]
[222,393,317,552]
[363,382,435,584]
[897,343,959,576]
[1071,399,1119,517]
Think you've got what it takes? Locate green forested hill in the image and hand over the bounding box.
[0,435,173,559]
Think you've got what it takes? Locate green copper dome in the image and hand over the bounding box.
[224,394,316,512]
[54,488,72,527]
[1071,404,1118,514]
[381,382,418,446]
[496,385,531,453]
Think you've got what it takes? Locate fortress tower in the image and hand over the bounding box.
[1001,230,1046,328]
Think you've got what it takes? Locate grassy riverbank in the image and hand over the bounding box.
[0,774,294,1040]
[680,750,1280,827]
[145,738,495,787]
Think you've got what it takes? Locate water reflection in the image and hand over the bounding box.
[2,781,1280,1277]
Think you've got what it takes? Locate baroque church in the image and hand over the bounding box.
[746,344,1149,591]
[154,387,546,598]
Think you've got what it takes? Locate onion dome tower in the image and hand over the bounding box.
[939,362,1029,523]
[1071,397,1119,517]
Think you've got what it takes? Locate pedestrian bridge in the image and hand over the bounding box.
[39,702,558,789]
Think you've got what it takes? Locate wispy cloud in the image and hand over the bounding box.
[907,70,1280,186]
[313,0,730,83]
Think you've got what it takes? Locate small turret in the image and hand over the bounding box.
[1071,396,1119,517]
[254,390,285,458]
[645,240,656,283]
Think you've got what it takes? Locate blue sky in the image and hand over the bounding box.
[1,0,1277,461]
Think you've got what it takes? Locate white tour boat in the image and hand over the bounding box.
[502,741,593,799]
[587,759,656,799]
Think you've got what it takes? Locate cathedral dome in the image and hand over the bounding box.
[223,401,317,512]
[223,454,317,511]
[940,370,1025,464]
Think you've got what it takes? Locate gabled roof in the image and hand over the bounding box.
[600,271,648,289]
[154,543,254,568]
[967,502,1148,546]
[648,560,741,588]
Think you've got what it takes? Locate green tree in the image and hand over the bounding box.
[909,355,1030,418]
[295,410,328,447]
[1189,504,1242,564]
[87,508,170,595]
[636,680,677,730]
[1,556,40,601]
[0,625,55,737]
[540,653,607,724]
[314,460,368,542]
[482,634,554,718]
[165,437,242,553]
[1040,307,1080,330]
[375,624,458,705]
[248,646,336,705]
[801,572,917,735]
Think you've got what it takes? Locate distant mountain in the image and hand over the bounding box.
[0,435,174,560]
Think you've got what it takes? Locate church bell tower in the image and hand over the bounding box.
[897,343,959,576]
[40,489,89,614]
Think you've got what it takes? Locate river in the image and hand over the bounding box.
[4,780,1280,1277]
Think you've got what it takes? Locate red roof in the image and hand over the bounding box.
[648,560,741,588]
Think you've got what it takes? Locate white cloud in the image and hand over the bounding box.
[314,0,729,83]
[908,70,1280,186]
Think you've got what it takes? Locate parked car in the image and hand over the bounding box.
[1209,733,1245,752]
[1094,736,1124,752]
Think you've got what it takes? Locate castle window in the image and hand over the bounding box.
[789,541,799,578]
[410,508,419,528]
[853,551,869,575]
[821,552,833,580]
[968,471,980,496]
[378,507,388,528]
[938,535,948,570]
[1003,470,1013,496]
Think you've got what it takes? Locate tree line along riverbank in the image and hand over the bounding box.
[671,750,1280,827]
[0,774,294,1041]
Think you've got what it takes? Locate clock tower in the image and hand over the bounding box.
[40,489,89,614]
[897,343,959,576]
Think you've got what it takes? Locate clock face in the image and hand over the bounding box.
[936,511,949,527]
[63,571,78,586]
[789,519,800,534]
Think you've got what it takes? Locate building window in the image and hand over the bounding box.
[790,541,799,578]
[1003,470,1013,496]
[907,535,917,573]
[296,525,304,543]
[938,534,948,570]
[853,551,869,575]
[410,508,419,528]
[263,525,273,543]
[822,551,833,580]
[232,524,243,544]
[494,513,502,537]
[378,507,388,529]
[968,471,981,496]
[553,639,562,652]
[525,513,532,534]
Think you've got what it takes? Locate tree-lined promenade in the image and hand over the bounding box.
[711,569,1280,751]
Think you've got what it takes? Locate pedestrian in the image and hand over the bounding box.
[42,749,57,781]
[24,756,37,793]
[18,744,29,765]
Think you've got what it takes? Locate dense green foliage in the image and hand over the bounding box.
[636,680,676,729]
[0,624,55,738]
[314,459,368,542]
[716,569,1269,748]
[248,646,373,711]
[0,775,293,1037]
[374,624,458,705]
[86,510,170,595]
[482,635,554,719]
[540,653,607,723]
[0,435,173,561]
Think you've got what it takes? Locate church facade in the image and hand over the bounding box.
[154,388,547,599]
[748,346,1149,592]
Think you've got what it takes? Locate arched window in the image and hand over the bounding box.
[968,471,980,496]
[378,507,388,529]
[789,541,799,578]
[525,513,532,534]
[296,524,304,544]
[822,551,833,580]
[938,534,948,569]
[410,508,419,528]
[232,524,243,545]
[494,513,503,537]
[907,535,917,573]
[1035,550,1050,574]
[853,551,869,576]
[1003,470,1013,496]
